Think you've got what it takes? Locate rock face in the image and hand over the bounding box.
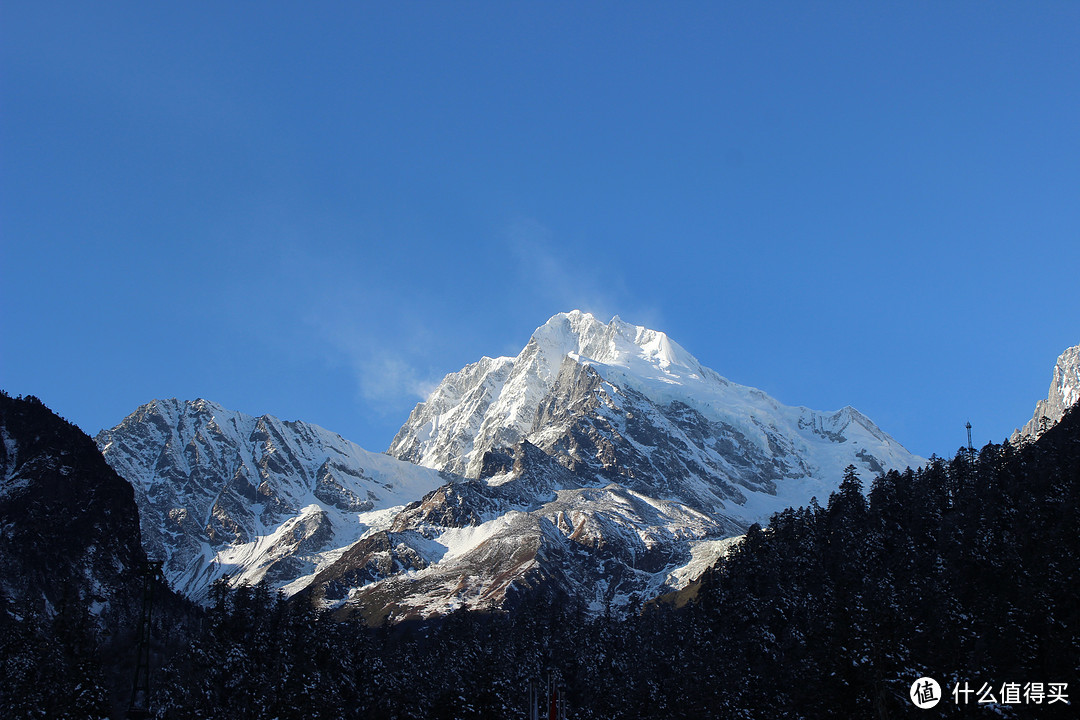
[0,392,148,631]
[95,398,451,602]
[1012,344,1080,443]
[304,311,922,621]
[303,453,739,623]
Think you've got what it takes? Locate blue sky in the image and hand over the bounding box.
[2,2,1077,460]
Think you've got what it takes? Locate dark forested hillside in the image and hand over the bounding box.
[147,405,1079,719]
[660,413,1079,718]
[0,392,191,719]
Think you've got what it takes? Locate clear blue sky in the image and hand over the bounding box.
[2,2,1077,460]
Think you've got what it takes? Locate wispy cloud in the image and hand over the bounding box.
[248,217,667,417]
[258,237,443,413]
[333,335,439,408]
[505,217,663,331]
[506,217,620,320]
[304,306,442,415]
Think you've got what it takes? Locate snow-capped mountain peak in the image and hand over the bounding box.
[389,311,736,478]
[531,310,711,383]
[299,312,924,619]
[390,311,920,512]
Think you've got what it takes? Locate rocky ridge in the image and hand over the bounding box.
[1012,343,1080,443]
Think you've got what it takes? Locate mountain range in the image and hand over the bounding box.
[96,311,925,620]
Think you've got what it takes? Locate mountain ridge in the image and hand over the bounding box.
[1012,343,1080,443]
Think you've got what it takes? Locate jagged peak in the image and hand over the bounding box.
[1053,344,1080,384]
[529,310,708,381]
[1012,342,1080,442]
[391,310,921,484]
[134,397,222,418]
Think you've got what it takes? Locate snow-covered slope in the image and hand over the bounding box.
[302,444,745,622]
[96,399,451,601]
[304,311,923,620]
[1012,343,1080,443]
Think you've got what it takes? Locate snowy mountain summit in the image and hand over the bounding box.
[390,311,917,520]
[390,311,721,477]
